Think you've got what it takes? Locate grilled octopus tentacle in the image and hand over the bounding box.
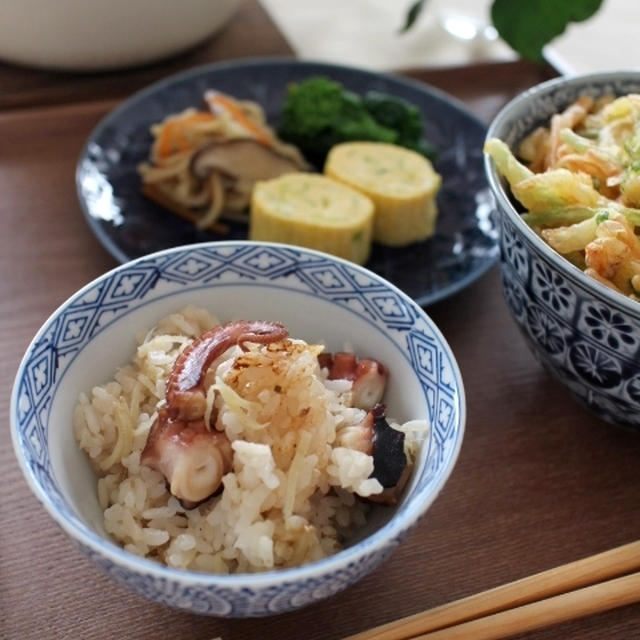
[141,320,289,508]
[323,349,408,504]
[141,414,233,509]
[336,403,407,502]
[167,320,289,421]
[320,351,388,410]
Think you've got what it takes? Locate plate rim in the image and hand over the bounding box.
[76,55,499,307]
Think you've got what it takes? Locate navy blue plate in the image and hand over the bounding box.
[76,58,498,306]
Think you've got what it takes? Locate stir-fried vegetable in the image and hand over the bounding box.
[139,91,308,231]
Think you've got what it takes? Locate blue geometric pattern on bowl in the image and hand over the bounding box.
[500,216,640,429]
[486,71,640,430]
[12,242,464,616]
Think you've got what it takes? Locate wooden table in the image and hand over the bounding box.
[1,2,639,638]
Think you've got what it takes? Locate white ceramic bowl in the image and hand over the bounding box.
[11,241,465,616]
[0,0,240,71]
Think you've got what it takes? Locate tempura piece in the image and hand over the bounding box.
[484,92,640,301]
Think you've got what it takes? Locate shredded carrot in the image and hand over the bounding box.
[206,91,271,146]
[155,112,216,159]
[156,120,176,159]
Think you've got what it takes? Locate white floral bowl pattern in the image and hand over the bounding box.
[485,71,640,431]
[10,241,465,617]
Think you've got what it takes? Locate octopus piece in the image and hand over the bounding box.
[142,320,289,508]
[141,415,233,509]
[337,403,408,505]
[166,320,288,421]
[319,351,388,410]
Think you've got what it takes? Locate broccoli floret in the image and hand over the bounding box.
[362,91,422,144]
[278,77,398,166]
[278,76,438,166]
[363,91,437,160]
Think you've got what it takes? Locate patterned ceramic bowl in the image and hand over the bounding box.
[485,71,640,431]
[10,242,465,617]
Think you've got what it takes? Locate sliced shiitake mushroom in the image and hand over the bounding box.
[190,138,307,183]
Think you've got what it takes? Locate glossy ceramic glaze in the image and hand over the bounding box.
[485,71,640,430]
[76,58,499,307]
[11,242,465,616]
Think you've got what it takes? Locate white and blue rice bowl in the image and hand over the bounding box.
[10,241,465,617]
[485,70,640,431]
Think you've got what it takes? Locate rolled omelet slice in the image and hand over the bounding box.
[249,173,374,264]
[325,142,442,247]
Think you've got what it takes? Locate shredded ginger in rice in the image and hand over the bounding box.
[73,305,427,573]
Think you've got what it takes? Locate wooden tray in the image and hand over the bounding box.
[1,9,638,638]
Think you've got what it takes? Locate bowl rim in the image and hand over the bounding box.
[484,69,640,315]
[11,240,466,587]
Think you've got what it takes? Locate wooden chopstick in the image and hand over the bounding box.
[343,540,640,640]
[412,571,640,640]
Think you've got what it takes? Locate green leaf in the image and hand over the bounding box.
[399,0,428,33]
[491,0,604,62]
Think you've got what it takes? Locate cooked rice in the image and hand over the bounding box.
[74,305,426,573]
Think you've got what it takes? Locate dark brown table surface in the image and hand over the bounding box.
[1,2,639,638]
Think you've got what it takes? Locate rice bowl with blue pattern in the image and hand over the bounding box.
[11,241,465,617]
